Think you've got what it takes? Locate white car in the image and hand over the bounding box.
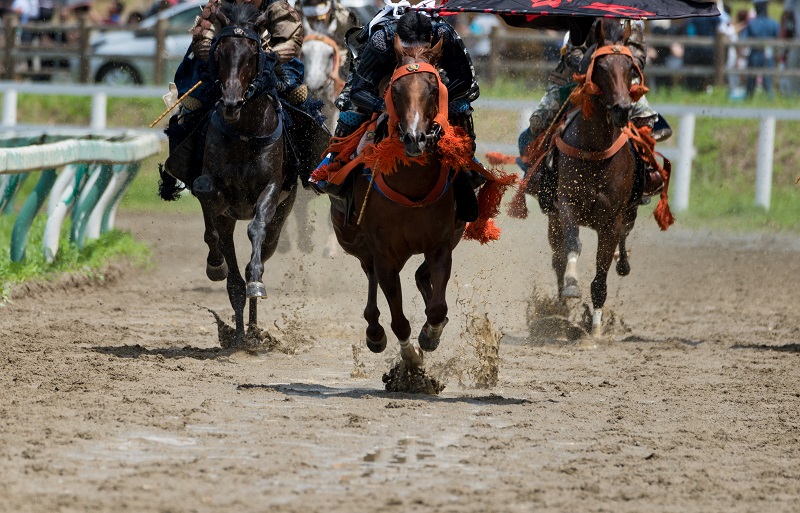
[89,0,203,85]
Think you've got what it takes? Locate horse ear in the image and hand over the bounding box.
[594,18,605,45]
[254,9,270,33]
[393,34,405,62]
[424,37,443,66]
[622,20,632,44]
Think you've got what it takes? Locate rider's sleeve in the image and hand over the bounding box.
[350,27,395,113]
[191,0,220,61]
[264,0,304,63]
[433,21,480,102]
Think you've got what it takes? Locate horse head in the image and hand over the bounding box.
[214,3,270,124]
[586,19,642,128]
[303,34,343,101]
[391,35,443,157]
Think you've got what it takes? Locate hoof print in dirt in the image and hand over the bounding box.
[382,361,445,395]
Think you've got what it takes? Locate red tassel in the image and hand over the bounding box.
[654,197,674,231]
[310,162,333,183]
[463,218,501,244]
[485,151,518,166]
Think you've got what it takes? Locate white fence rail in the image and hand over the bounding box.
[2,82,798,211]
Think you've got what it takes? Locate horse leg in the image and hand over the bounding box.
[216,215,247,344]
[362,259,387,353]
[418,245,452,352]
[194,175,228,281]
[616,206,637,276]
[591,223,622,337]
[554,206,582,299]
[293,190,314,254]
[245,183,281,299]
[375,259,421,367]
[547,214,567,294]
[414,260,432,307]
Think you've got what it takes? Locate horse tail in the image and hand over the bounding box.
[158,163,183,201]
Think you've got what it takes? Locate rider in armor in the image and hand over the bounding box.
[299,0,360,42]
[518,19,672,204]
[322,4,482,221]
[162,0,329,199]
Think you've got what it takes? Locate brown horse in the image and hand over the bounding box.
[190,3,295,346]
[546,19,672,337]
[330,37,465,367]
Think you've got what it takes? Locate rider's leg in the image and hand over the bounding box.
[518,82,562,174]
[630,94,668,202]
[449,100,480,222]
[276,58,308,106]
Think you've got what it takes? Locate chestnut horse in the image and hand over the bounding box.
[331,37,464,367]
[547,19,671,337]
[191,3,295,346]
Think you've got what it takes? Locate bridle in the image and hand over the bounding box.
[303,33,345,95]
[387,62,448,152]
[209,24,276,108]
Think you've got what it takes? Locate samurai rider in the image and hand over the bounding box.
[162,0,328,198]
[518,18,672,207]
[316,2,484,223]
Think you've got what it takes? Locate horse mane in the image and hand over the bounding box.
[219,1,260,25]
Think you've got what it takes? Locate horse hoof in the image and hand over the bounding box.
[246,281,267,298]
[366,333,387,353]
[418,317,448,352]
[561,285,581,299]
[616,259,631,276]
[206,261,228,281]
[399,339,424,367]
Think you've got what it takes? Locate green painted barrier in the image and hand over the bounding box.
[0,131,162,262]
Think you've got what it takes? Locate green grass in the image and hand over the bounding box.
[0,214,151,302]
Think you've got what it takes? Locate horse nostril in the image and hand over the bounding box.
[417,133,427,145]
[236,99,244,108]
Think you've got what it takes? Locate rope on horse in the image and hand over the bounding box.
[149,80,204,128]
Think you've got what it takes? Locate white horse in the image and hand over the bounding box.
[279,32,346,258]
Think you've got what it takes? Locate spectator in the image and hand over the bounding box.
[10,0,39,23]
[103,0,124,25]
[682,15,721,91]
[741,0,780,97]
[781,0,800,94]
[468,13,500,62]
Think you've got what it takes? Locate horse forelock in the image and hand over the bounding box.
[220,2,261,26]
[599,18,626,45]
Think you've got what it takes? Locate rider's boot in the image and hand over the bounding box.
[450,107,481,223]
[311,109,369,200]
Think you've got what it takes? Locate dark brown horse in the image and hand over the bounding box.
[547,19,665,337]
[331,37,465,367]
[187,3,295,346]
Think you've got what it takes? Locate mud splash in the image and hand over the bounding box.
[350,343,369,379]
[382,360,445,395]
[525,290,630,343]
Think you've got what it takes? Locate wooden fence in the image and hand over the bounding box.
[482,29,800,86]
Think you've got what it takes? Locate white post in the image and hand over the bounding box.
[2,89,18,127]
[755,116,776,210]
[90,92,107,130]
[672,112,695,213]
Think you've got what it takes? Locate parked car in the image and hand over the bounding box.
[89,0,202,85]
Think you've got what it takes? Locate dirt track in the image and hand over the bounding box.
[2,200,800,512]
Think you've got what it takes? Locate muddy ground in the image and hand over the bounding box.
[2,199,799,512]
